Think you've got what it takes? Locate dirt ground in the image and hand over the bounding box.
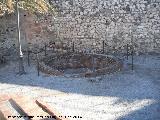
[0,55,160,120]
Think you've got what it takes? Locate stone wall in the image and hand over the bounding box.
[0,0,160,56]
[50,0,160,54]
[0,11,56,53]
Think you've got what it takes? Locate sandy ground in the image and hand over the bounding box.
[0,55,160,120]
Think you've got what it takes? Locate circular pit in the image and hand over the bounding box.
[39,53,123,77]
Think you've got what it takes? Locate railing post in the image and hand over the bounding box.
[72,42,74,53]
[127,44,129,60]
[131,45,134,70]
[44,43,47,56]
[27,50,30,66]
[36,53,40,76]
[102,41,105,54]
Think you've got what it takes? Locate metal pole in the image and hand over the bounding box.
[16,0,25,74]
[131,46,134,70]
[127,44,129,60]
[36,53,40,76]
[27,50,30,66]
[131,32,134,70]
[102,41,105,54]
[44,43,47,56]
[72,42,74,52]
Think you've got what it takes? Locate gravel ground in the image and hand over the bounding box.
[0,55,160,120]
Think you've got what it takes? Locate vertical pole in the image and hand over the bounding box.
[27,50,30,66]
[72,42,74,53]
[131,46,134,70]
[102,41,105,54]
[36,53,40,76]
[127,44,129,60]
[44,43,47,56]
[131,32,134,70]
[16,0,25,74]
[131,26,134,70]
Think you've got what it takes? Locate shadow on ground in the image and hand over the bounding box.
[0,55,160,120]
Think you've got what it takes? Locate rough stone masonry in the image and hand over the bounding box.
[0,0,160,55]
